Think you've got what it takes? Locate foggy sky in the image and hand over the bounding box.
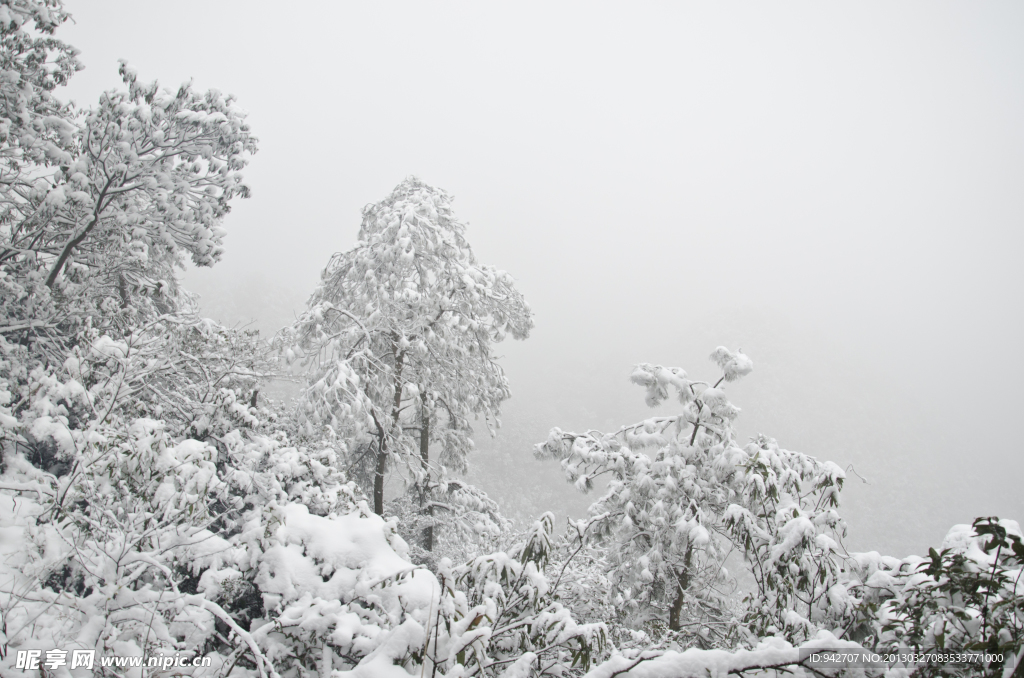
[60,1,1024,556]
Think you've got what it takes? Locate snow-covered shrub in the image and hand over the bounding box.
[537,348,849,643]
[418,512,608,677]
[723,434,850,643]
[0,418,259,675]
[0,357,428,678]
[838,517,1023,677]
[389,475,509,572]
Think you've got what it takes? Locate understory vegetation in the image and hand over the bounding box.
[0,2,1020,676]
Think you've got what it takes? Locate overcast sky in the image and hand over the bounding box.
[60,1,1023,556]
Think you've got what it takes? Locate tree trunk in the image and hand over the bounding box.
[669,545,693,631]
[420,391,433,551]
[372,415,387,515]
[45,177,115,288]
[118,273,130,309]
[373,344,406,516]
[373,442,387,515]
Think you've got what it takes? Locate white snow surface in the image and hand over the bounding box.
[942,519,1022,566]
[259,503,427,603]
[584,631,868,678]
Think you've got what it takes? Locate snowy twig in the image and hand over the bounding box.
[184,595,279,678]
[0,321,57,334]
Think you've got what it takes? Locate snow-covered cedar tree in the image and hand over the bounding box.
[282,177,533,546]
[536,348,850,643]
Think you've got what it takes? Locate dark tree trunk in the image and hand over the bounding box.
[374,344,405,517]
[669,545,693,631]
[373,443,387,515]
[45,177,115,288]
[419,391,433,551]
[118,274,130,309]
[372,414,387,515]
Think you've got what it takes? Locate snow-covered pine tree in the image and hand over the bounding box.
[1,30,256,362]
[285,177,533,550]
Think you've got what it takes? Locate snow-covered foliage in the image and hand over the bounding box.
[282,177,533,551]
[580,519,1024,678]
[414,513,608,677]
[0,315,595,678]
[2,17,256,365]
[0,8,583,675]
[537,349,849,642]
[2,4,1021,678]
[389,475,509,570]
[834,517,1024,677]
[583,629,871,678]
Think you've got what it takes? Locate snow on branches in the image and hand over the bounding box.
[283,177,533,547]
[837,517,1024,677]
[2,4,1022,678]
[538,348,849,642]
[1,28,256,361]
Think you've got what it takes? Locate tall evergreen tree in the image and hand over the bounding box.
[287,177,533,538]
